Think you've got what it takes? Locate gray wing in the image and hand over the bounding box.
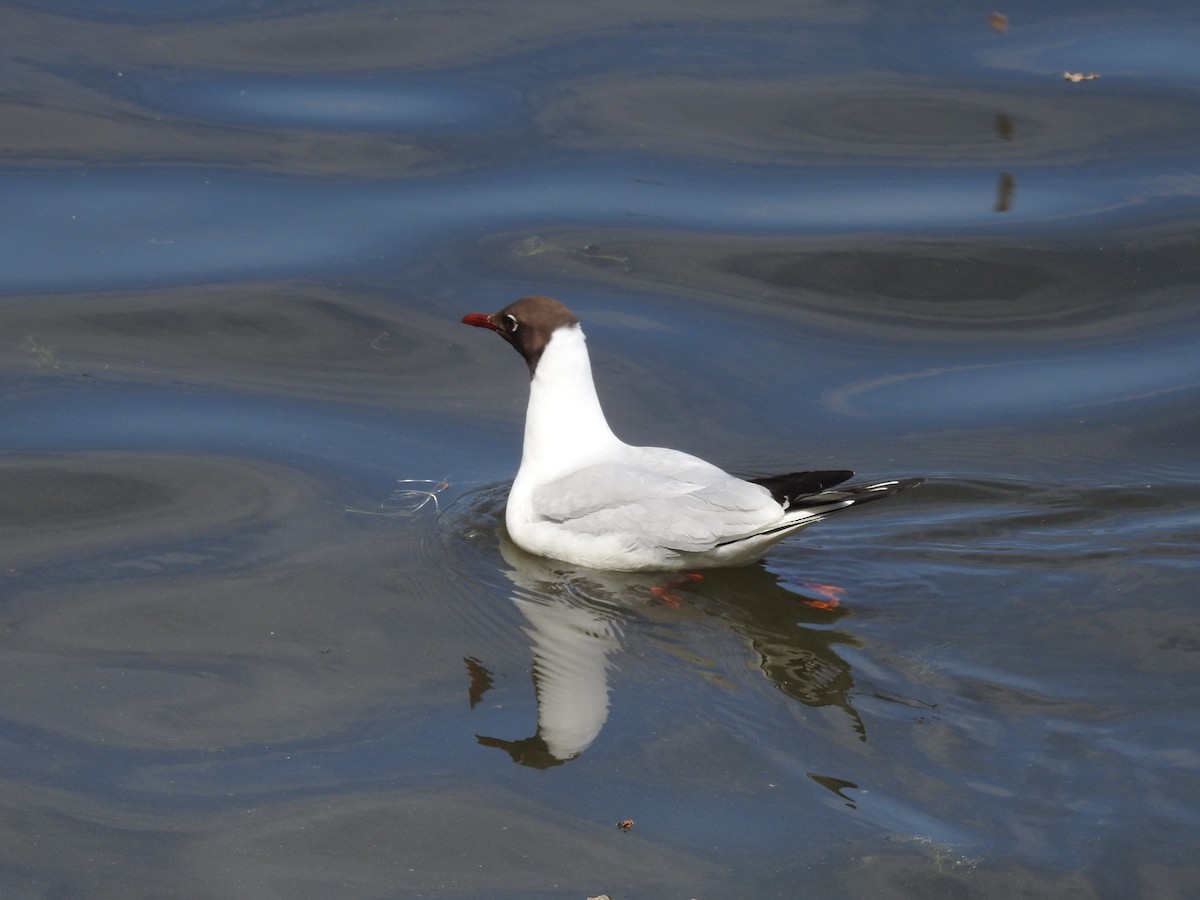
[530,447,784,552]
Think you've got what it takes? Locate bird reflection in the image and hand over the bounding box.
[463,656,494,708]
[994,171,1016,212]
[994,112,1014,141]
[994,112,1016,213]
[473,537,628,768]
[472,530,866,768]
[476,589,622,768]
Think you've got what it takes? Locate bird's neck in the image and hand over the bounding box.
[520,326,621,477]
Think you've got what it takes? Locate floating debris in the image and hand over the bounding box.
[1063,71,1101,82]
[616,818,634,832]
[20,335,60,369]
[988,12,1008,33]
[344,477,452,517]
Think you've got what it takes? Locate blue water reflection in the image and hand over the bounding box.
[4,0,1200,896]
[13,0,297,21]
[133,76,517,131]
[7,162,1200,293]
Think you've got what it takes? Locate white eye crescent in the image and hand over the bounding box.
[506,314,519,331]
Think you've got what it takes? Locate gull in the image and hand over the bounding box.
[462,296,922,571]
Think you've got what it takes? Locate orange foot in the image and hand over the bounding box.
[799,581,846,610]
[650,572,703,607]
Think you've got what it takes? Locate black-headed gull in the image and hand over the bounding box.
[462,296,922,571]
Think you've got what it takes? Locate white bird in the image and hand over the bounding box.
[462,296,922,571]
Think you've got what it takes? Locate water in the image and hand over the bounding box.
[2,1,1199,897]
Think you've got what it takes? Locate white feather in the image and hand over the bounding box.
[506,326,806,570]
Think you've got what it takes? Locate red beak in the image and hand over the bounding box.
[462,313,500,331]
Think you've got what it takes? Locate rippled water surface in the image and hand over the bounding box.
[3,1,1199,897]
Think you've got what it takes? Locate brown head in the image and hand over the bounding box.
[462,295,580,375]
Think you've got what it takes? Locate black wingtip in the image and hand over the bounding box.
[748,470,855,506]
[752,472,925,513]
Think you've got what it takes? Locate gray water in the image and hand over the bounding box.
[2,1,1199,897]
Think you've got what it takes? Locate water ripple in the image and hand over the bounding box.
[825,337,1200,420]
